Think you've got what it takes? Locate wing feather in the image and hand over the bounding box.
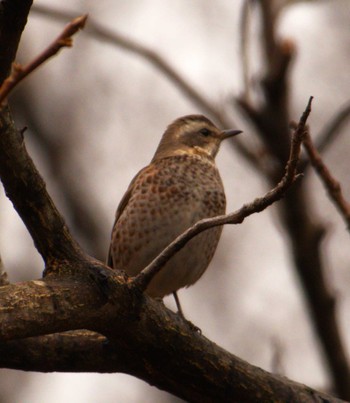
[106,166,150,267]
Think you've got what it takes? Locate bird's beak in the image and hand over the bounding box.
[221,129,242,140]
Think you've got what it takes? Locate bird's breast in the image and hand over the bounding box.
[111,154,226,292]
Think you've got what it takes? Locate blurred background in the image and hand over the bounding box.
[0,0,350,401]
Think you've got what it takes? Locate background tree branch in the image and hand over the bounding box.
[303,131,350,230]
[235,1,350,397]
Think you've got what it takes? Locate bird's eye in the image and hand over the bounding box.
[199,128,210,137]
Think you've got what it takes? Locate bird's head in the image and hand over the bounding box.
[152,115,242,162]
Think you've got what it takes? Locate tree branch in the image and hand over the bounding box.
[0,0,33,83]
[0,104,83,266]
[0,14,87,104]
[236,2,350,397]
[0,277,346,403]
[0,1,84,268]
[316,100,350,154]
[303,131,350,230]
[12,88,108,260]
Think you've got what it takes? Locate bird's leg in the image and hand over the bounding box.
[173,291,201,333]
[173,291,185,317]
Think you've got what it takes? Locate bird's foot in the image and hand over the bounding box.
[183,317,202,334]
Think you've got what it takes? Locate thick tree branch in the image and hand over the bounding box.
[0,0,33,83]
[0,1,84,267]
[133,97,312,291]
[0,277,346,403]
[0,106,84,266]
[12,89,107,260]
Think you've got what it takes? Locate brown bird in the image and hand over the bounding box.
[107,115,241,316]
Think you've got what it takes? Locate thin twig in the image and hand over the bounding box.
[303,131,350,230]
[316,100,350,154]
[132,97,313,292]
[0,14,87,104]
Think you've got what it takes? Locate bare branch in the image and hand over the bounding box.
[0,0,33,83]
[0,105,83,266]
[0,276,346,403]
[303,131,350,230]
[133,97,312,292]
[316,100,350,154]
[237,2,350,397]
[12,89,107,260]
[0,14,87,105]
[0,1,84,267]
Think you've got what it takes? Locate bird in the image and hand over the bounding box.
[107,114,241,317]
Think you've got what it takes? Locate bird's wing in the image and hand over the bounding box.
[106,165,150,267]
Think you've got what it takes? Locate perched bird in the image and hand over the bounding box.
[107,115,241,316]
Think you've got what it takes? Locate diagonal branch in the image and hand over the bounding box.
[0,1,84,268]
[12,89,107,260]
[0,0,34,83]
[303,131,350,230]
[0,104,83,266]
[0,14,87,104]
[133,97,312,292]
[316,100,350,154]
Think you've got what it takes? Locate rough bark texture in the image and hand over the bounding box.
[0,277,346,403]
